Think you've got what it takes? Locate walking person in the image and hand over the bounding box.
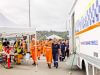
[65,40,69,58]
[30,38,37,66]
[60,41,66,61]
[45,39,52,69]
[52,40,60,68]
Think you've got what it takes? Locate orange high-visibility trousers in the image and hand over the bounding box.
[45,47,52,64]
[30,39,38,64]
[31,47,37,64]
[17,54,23,64]
[31,51,37,62]
[37,50,41,58]
[43,46,46,56]
[41,45,43,54]
[30,43,37,64]
[37,45,41,58]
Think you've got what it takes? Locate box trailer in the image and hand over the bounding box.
[67,0,100,75]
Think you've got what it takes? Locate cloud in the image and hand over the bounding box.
[0,0,75,31]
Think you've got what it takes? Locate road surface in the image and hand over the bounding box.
[0,56,85,75]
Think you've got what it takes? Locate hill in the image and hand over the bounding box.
[36,31,69,40]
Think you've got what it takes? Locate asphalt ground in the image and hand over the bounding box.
[0,55,85,75]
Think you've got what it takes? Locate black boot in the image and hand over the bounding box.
[48,64,51,69]
[55,63,58,68]
[54,62,56,67]
[32,62,36,66]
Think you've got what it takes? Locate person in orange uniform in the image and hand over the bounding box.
[43,40,47,56]
[45,39,53,69]
[40,41,43,55]
[37,41,41,60]
[40,41,43,54]
[30,39,37,65]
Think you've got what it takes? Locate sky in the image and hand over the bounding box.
[0,0,75,31]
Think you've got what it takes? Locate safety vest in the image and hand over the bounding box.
[17,48,22,54]
[15,42,18,48]
[0,43,3,52]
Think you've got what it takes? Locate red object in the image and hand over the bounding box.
[3,47,12,69]
[8,58,10,69]
[4,47,12,54]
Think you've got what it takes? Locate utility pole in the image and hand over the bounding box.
[27,0,31,52]
[29,0,31,27]
[28,0,38,72]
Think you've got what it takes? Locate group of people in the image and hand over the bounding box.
[30,38,69,69]
[0,38,28,68]
[0,37,69,69]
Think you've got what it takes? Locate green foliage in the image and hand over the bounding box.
[37,31,68,40]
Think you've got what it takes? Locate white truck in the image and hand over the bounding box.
[67,0,100,75]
